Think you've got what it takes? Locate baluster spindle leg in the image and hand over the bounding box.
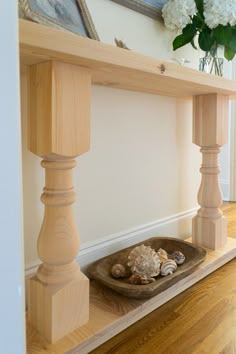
[192,94,228,249]
[27,61,91,342]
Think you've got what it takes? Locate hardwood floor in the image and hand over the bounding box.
[90,202,236,354]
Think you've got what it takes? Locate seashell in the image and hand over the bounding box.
[127,244,161,277]
[160,259,177,276]
[114,38,130,50]
[128,274,156,285]
[111,264,127,278]
[157,248,168,262]
[172,251,186,265]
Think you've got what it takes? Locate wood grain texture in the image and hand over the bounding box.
[91,261,236,354]
[27,159,89,343]
[28,271,89,344]
[28,61,91,158]
[192,94,228,249]
[26,234,236,353]
[90,202,236,354]
[26,60,91,342]
[19,20,236,98]
[222,202,236,237]
[193,94,228,147]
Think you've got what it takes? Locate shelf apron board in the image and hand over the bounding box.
[26,237,236,354]
[19,19,236,98]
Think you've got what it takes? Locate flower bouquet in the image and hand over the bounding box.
[162,0,236,75]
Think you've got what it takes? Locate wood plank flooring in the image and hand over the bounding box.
[90,202,236,354]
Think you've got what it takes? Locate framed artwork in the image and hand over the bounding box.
[19,0,99,40]
[18,3,25,18]
[111,0,168,21]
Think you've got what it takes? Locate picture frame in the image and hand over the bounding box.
[19,0,99,40]
[110,0,168,21]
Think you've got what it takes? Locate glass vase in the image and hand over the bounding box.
[199,48,224,76]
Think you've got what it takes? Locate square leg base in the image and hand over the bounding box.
[27,271,89,343]
[192,215,227,250]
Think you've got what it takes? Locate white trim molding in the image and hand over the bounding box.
[25,208,198,277]
[219,179,230,201]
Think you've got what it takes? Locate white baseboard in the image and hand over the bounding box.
[25,208,198,277]
[220,179,230,201]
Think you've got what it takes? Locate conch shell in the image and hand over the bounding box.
[157,248,168,262]
[128,274,156,285]
[172,251,185,265]
[160,259,177,276]
[127,244,161,277]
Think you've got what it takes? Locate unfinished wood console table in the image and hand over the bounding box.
[19,19,236,352]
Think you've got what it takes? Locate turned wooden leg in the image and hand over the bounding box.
[28,159,89,342]
[192,94,228,249]
[37,159,80,280]
[27,61,91,342]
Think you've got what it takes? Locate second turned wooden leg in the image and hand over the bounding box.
[192,94,228,249]
[192,147,227,249]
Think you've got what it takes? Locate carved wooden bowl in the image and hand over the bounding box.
[87,237,207,299]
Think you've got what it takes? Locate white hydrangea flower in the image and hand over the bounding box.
[204,0,236,29]
[162,0,197,32]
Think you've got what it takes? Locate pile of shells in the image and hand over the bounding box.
[110,244,186,285]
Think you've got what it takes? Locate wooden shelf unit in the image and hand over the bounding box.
[19,19,236,350]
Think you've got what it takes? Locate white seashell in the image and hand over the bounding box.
[111,264,127,278]
[127,244,161,277]
[172,251,186,265]
[157,248,168,262]
[160,259,177,276]
[128,274,156,285]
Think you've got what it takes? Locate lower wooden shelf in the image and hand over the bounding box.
[27,237,236,354]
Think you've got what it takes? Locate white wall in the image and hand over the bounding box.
[218,62,233,201]
[230,62,236,201]
[0,2,26,353]
[22,0,202,271]
[86,0,199,67]
[219,113,231,201]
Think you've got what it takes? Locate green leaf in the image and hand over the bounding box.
[192,15,204,29]
[213,25,232,46]
[213,25,236,57]
[224,46,235,61]
[182,23,197,37]
[173,34,191,50]
[228,29,236,52]
[198,29,215,51]
[173,24,197,51]
[195,0,204,17]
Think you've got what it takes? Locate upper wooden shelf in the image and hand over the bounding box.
[19,19,236,98]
